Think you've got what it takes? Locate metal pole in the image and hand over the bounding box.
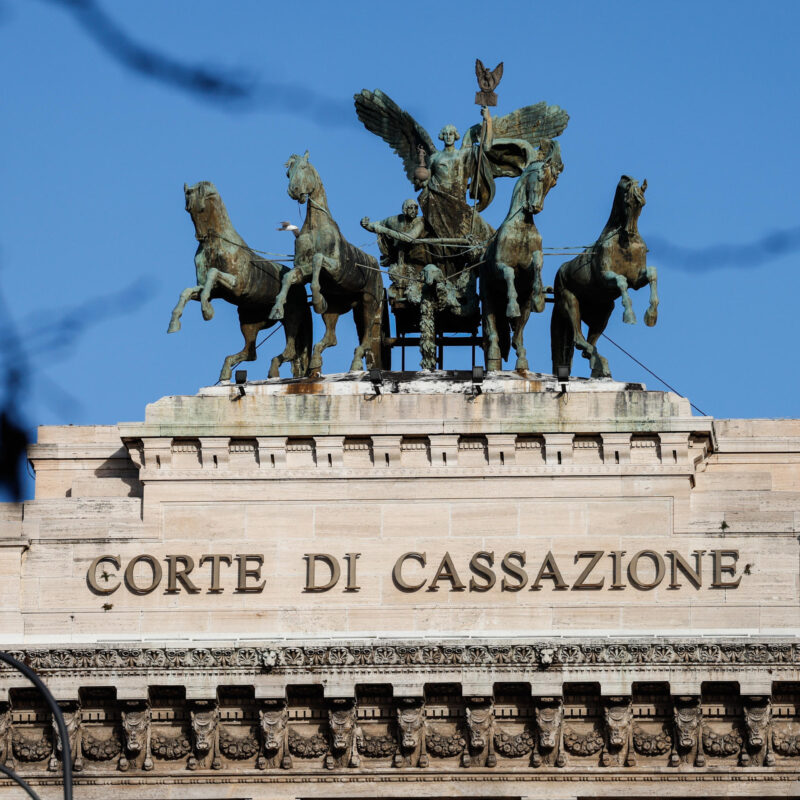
[0,652,73,800]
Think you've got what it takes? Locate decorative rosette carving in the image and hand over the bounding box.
[493,729,534,757]
[83,730,121,761]
[701,727,742,756]
[425,728,466,757]
[151,729,192,760]
[563,728,604,756]
[219,726,259,760]
[772,726,800,757]
[288,729,328,758]
[12,730,53,762]
[632,725,672,756]
[357,732,397,757]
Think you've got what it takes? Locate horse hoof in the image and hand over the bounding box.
[167,320,181,334]
[644,308,658,327]
[623,309,636,325]
[202,304,215,321]
[269,305,284,321]
[506,303,521,319]
[515,357,529,372]
[532,294,546,314]
[313,301,328,314]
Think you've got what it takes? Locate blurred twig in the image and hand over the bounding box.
[40,0,352,125]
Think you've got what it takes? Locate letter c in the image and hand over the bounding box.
[393,552,427,591]
[87,555,121,595]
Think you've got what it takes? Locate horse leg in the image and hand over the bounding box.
[167,285,202,333]
[310,253,331,315]
[482,303,503,372]
[269,327,298,379]
[308,312,338,376]
[511,302,532,371]
[219,320,264,383]
[498,262,521,318]
[600,270,636,324]
[530,250,546,313]
[561,289,610,379]
[583,304,612,379]
[199,268,237,321]
[269,266,305,321]
[643,265,659,327]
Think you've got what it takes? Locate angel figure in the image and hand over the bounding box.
[354,89,569,256]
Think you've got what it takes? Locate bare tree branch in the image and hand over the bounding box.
[41,0,352,125]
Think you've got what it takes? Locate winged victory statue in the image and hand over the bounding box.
[354,85,570,252]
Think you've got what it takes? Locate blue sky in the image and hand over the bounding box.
[2,0,799,497]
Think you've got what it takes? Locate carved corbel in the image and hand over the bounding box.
[601,697,634,767]
[741,696,774,767]
[0,703,13,768]
[49,701,82,773]
[119,701,153,772]
[463,699,496,768]
[394,698,428,767]
[188,701,221,771]
[258,701,291,770]
[326,700,360,769]
[671,696,703,767]
[532,697,566,767]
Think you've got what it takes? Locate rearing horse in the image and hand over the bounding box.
[550,175,658,378]
[168,181,312,381]
[269,152,389,374]
[480,141,563,371]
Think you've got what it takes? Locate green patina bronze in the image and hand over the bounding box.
[168,62,660,379]
[551,176,659,379]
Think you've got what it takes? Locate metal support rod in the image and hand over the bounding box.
[0,651,73,800]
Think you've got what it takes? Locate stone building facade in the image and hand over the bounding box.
[1,371,799,798]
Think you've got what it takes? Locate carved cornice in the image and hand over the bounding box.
[0,640,796,674]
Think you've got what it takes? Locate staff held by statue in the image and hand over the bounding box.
[469,59,503,230]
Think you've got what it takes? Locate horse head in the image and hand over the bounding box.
[184,181,227,239]
[286,150,318,204]
[516,140,563,215]
[607,175,646,237]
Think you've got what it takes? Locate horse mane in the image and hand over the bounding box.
[601,175,634,235]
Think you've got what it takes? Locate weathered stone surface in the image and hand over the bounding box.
[2,373,799,797]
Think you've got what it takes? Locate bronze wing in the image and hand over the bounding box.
[464,101,570,175]
[354,89,436,186]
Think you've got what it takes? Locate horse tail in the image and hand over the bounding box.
[550,267,574,375]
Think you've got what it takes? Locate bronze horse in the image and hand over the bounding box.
[168,181,312,381]
[550,175,658,378]
[269,152,389,374]
[480,142,563,371]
